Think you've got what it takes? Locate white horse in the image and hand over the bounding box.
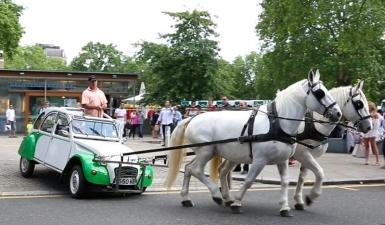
[164,70,342,217]
[216,81,372,213]
[292,81,372,210]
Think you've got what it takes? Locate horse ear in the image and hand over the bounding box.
[307,69,320,84]
[353,80,364,93]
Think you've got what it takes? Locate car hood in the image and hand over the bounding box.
[74,139,134,156]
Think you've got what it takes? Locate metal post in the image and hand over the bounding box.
[44,80,47,103]
[165,126,171,147]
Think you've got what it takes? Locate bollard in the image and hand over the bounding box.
[165,126,171,147]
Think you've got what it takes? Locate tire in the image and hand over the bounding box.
[19,157,35,178]
[69,165,88,198]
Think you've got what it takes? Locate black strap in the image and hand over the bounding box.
[240,108,259,159]
[297,111,328,143]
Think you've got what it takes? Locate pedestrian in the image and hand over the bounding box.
[207,98,217,111]
[114,102,127,139]
[173,105,183,126]
[138,108,146,139]
[157,100,174,146]
[151,110,160,139]
[129,111,139,139]
[362,101,380,166]
[185,100,200,117]
[81,75,108,118]
[39,101,50,114]
[221,96,232,110]
[6,104,16,138]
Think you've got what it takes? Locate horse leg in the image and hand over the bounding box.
[231,160,266,214]
[301,156,324,206]
[181,158,195,207]
[277,160,293,217]
[293,165,308,210]
[190,147,222,205]
[219,159,237,207]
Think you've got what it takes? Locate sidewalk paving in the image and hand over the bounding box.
[0,135,384,197]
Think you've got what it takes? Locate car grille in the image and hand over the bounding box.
[114,166,138,178]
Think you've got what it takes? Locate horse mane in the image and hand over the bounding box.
[329,86,368,108]
[275,79,307,106]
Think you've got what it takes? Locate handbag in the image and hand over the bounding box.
[154,124,160,132]
[4,124,11,131]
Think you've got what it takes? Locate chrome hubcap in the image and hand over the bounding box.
[70,170,80,194]
[21,158,29,172]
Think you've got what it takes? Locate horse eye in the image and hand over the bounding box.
[313,89,325,99]
[354,100,364,110]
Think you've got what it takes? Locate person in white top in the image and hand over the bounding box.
[6,104,16,138]
[362,101,380,166]
[114,102,127,138]
[157,100,174,146]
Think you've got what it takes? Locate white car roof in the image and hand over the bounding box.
[43,107,115,122]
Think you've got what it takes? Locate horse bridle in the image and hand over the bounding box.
[345,87,371,126]
[307,81,337,117]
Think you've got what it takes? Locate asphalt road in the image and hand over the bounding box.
[0,184,384,225]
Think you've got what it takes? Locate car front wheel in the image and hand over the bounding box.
[69,165,87,198]
[20,157,35,178]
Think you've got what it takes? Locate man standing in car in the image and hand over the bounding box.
[81,75,108,118]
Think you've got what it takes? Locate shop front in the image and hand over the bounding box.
[0,69,138,134]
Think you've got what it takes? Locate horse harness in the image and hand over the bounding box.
[296,111,329,144]
[240,102,296,159]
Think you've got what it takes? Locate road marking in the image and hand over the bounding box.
[0,194,66,200]
[1,183,384,199]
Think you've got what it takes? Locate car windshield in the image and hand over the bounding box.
[72,119,118,139]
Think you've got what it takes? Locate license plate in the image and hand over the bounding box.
[116,177,136,185]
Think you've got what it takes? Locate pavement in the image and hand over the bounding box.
[0,135,384,197]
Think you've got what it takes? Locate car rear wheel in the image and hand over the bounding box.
[20,157,35,178]
[69,165,87,198]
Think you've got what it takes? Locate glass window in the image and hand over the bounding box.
[72,119,118,139]
[55,114,70,137]
[33,112,46,129]
[40,113,57,133]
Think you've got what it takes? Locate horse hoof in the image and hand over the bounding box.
[280,210,293,217]
[230,205,241,214]
[294,203,305,211]
[305,196,313,206]
[212,197,223,205]
[224,201,234,207]
[181,200,194,207]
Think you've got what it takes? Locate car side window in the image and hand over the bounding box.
[55,114,70,137]
[33,112,46,129]
[40,113,57,134]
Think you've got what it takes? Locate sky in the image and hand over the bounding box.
[14,0,262,63]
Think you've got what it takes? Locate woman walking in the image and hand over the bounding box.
[362,101,380,166]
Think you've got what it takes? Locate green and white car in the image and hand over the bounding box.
[18,107,153,197]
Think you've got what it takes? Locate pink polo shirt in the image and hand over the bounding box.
[81,87,108,117]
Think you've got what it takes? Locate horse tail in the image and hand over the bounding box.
[209,154,222,182]
[164,117,192,189]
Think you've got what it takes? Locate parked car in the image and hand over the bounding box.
[18,107,153,197]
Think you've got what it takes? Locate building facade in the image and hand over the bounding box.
[0,69,138,133]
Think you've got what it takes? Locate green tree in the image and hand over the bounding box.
[257,0,385,102]
[136,10,220,104]
[70,42,123,72]
[231,52,263,99]
[0,0,23,57]
[4,45,67,70]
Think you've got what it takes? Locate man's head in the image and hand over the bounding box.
[44,101,50,108]
[9,104,13,109]
[88,75,98,89]
[120,102,125,109]
[221,96,229,104]
[191,100,196,107]
[165,100,170,107]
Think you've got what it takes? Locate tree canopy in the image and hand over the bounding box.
[136,10,220,104]
[4,45,67,70]
[0,0,24,57]
[70,42,124,72]
[256,0,385,101]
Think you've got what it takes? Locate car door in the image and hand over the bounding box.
[34,112,57,163]
[44,113,72,171]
